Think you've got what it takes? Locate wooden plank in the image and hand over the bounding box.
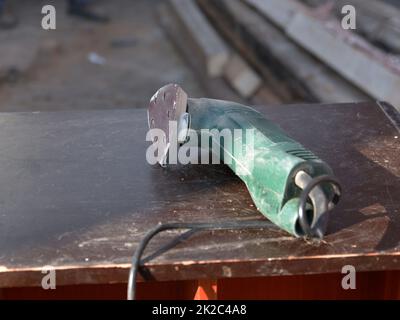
[246,0,400,109]
[286,12,400,108]
[247,0,304,28]
[342,0,400,53]
[217,271,400,299]
[198,0,302,103]
[301,0,400,53]
[157,3,244,103]
[167,0,229,77]
[223,54,262,98]
[0,102,399,288]
[251,86,283,105]
[2,271,399,299]
[0,281,199,300]
[162,1,261,100]
[198,0,368,103]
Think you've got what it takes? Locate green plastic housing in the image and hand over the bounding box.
[188,98,334,237]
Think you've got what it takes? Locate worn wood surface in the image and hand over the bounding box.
[0,101,399,288]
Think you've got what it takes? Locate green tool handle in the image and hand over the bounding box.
[187,98,337,237]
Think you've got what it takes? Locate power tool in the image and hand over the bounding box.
[147,83,341,238]
[128,83,341,299]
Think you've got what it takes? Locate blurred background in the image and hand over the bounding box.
[0,0,205,112]
[0,0,399,112]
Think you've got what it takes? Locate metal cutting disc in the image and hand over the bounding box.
[148,83,188,165]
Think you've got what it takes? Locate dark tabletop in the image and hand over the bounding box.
[0,101,399,288]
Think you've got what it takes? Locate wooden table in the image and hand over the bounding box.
[0,101,399,299]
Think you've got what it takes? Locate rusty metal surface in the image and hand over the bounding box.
[0,101,399,288]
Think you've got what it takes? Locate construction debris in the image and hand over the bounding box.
[158,3,244,102]
[300,0,400,54]
[88,52,107,65]
[198,0,368,103]
[154,0,400,108]
[246,0,400,108]
[167,0,229,78]
[223,54,262,98]
[163,0,263,100]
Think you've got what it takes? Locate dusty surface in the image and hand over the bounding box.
[0,0,205,112]
[0,101,399,288]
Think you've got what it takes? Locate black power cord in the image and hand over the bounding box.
[127,176,342,300]
[127,220,274,300]
[298,175,342,238]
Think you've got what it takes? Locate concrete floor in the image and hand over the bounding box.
[0,0,205,112]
